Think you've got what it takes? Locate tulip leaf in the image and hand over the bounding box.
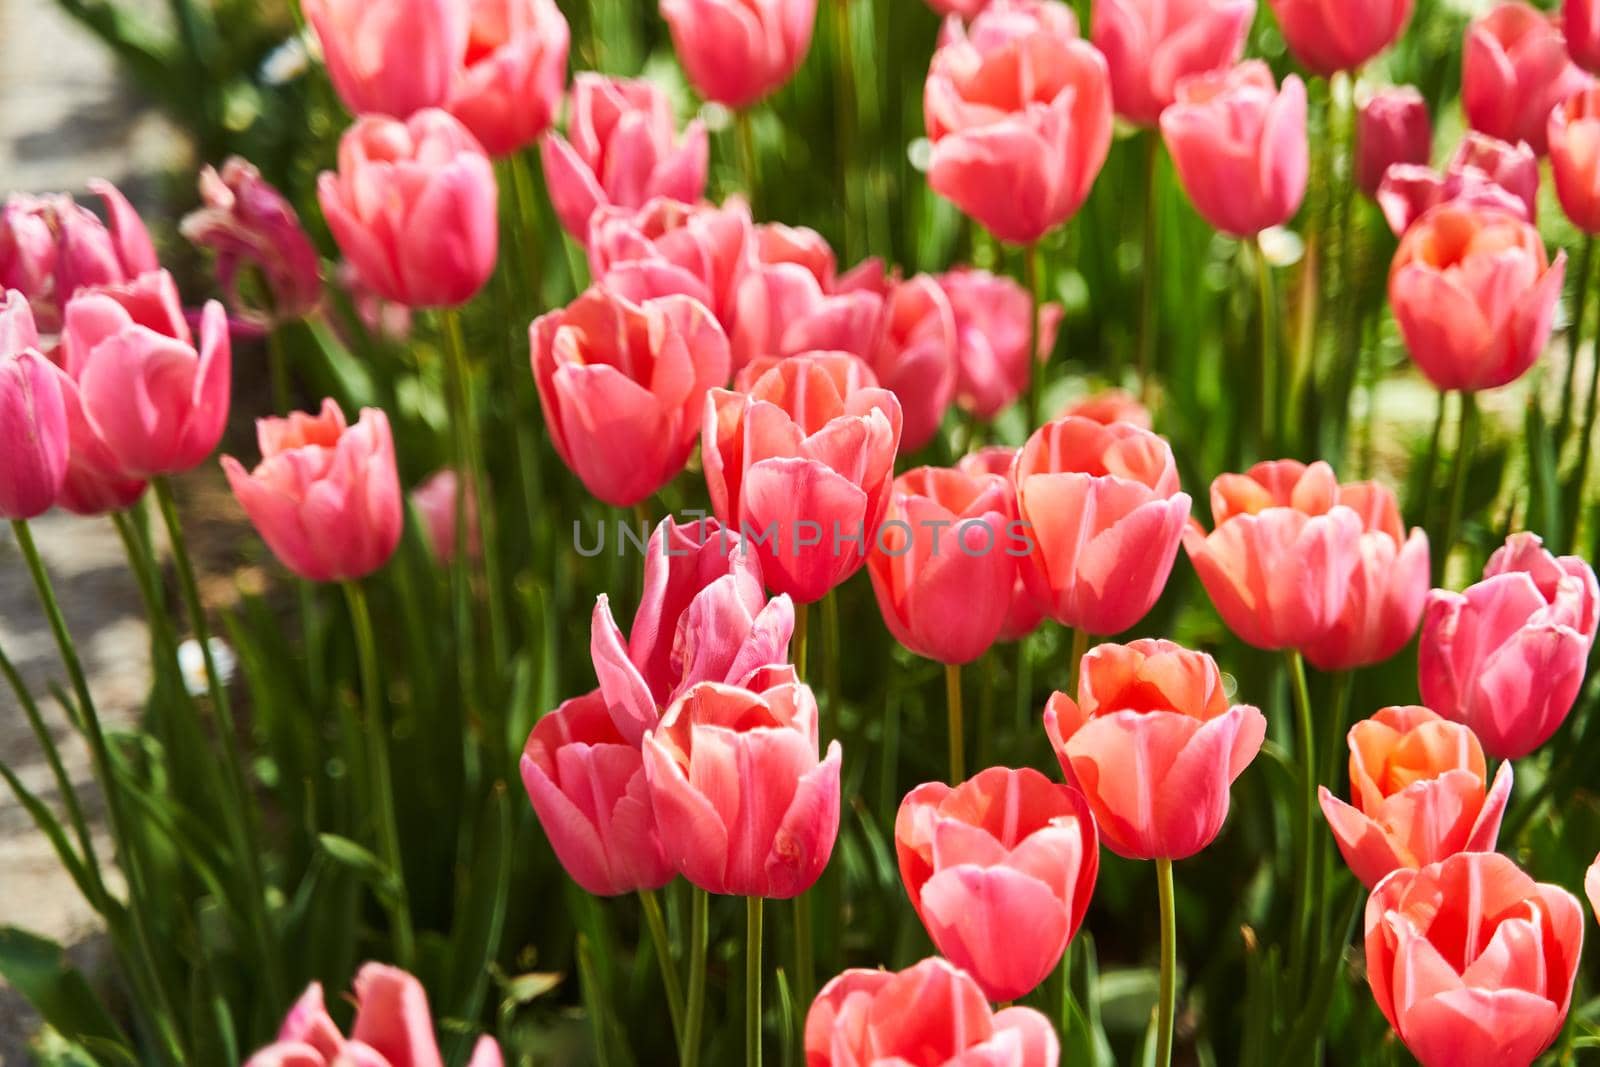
[1524,397,1562,549]
[0,927,130,1054]
[317,833,401,909]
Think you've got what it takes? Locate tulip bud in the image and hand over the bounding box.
[1355,88,1431,198]
[303,0,469,118]
[1093,0,1255,126]
[0,291,67,520]
[1463,2,1590,156]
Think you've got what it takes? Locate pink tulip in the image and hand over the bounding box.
[1356,87,1431,198]
[1463,2,1591,156]
[519,689,673,895]
[1375,132,1540,236]
[661,0,815,109]
[939,267,1062,419]
[924,0,1113,244]
[1567,0,1600,74]
[1092,0,1254,126]
[181,157,322,328]
[1419,531,1598,759]
[222,400,403,583]
[805,957,1060,1067]
[1550,87,1600,232]
[1318,705,1512,888]
[958,446,1048,641]
[895,767,1098,1001]
[588,197,753,324]
[245,962,502,1067]
[1161,61,1308,237]
[445,0,569,156]
[642,675,841,898]
[1389,202,1564,393]
[865,274,959,451]
[1045,638,1265,859]
[703,352,902,604]
[530,286,730,507]
[728,236,860,369]
[1366,853,1584,1067]
[1014,416,1192,635]
[1268,0,1411,76]
[338,260,414,343]
[1301,480,1429,671]
[1452,132,1542,222]
[318,110,498,309]
[1059,387,1153,428]
[0,291,67,519]
[303,0,468,118]
[541,74,709,240]
[411,468,480,562]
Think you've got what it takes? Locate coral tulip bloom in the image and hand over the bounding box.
[1463,3,1590,156]
[924,0,1113,244]
[1014,416,1192,635]
[1092,0,1255,126]
[1569,0,1600,74]
[1045,638,1266,860]
[411,468,479,563]
[1550,88,1600,233]
[1160,61,1307,237]
[1366,853,1584,1067]
[0,291,67,520]
[939,267,1062,419]
[895,767,1099,1001]
[805,957,1060,1067]
[519,690,674,896]
[1376,134,1539,237]
[1060,387,1153,428]
[958,446,1048,641]
[445,0,569,156]
[661,0,816,109]
[530,286,731,507]
[1319,705,1512,888]
[222,400,402,584]
[642,676,842,898]
[1419,532,1598,759]
[303,0,468,118]
[1356,87,1432,199]
[587,197,752,323]
[1267,0,1411,76]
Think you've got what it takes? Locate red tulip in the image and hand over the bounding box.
[445,0,569,156]
[587,197,753,325]
[1318,705,1512,888]
[939,267,1062,420]
[805,957,1060,1067]
[1092,0,1255,126]
[642,674,841,898]
[661,0,816,109]
[1550,87,1600,232]
[1267,0,1411,76]
[1045,638,1265,859]
[1059,387,1152,428]
[959,446,1048,641]
[1568,0,1600,73]
[924,0,1113,244]
[895,767,1098,1001]
[1463,2,1591,156]
[1356,87,1432,198]
[303,0,469,118]
[0,291,66,520]
[1014,416,1192,635]
[411,468,480,563]
[1366,853,1584,1067]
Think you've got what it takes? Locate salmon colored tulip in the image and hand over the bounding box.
[728,238,862,369]
[864,274,958,451]
[1550,88,1600,232]
[959,446,1048,641]
[1419,532,1598,760]
[1183,459,1364,651]
[1161,60,1308,237]
[444,0,569,156]
[519,689,674,896]
[939,267,1062,419]
[587,197,752,324]
[1267,0,1411,76]
[895,767,1099,1001]
[541,74,709,240]
[662,0,816,109]
[1318,705,1512,888]
[1301,480,1429,671]
[1452,132,1541,222]
[1463,3,1590,156]
[530,286,730,507]
[805,957,1060,1067]
[1059,387,1152,428]
[1092,0,1255,126]
[1356,87,1431,198]
[222,400,403,583]
[1014,416,1192,635]
[1045,638,1265,860]
[924,0,1113,244]
[642,674,841,898]
[867,466,1019,664]
[303,0,469,118]
[0,292,66,520]
[318,110,499,310]
[411,468,480,562]
[703,352,902,604]
[1568,0,1600,73]
[1376,151,1535,237]
[1366,852,1584,1067]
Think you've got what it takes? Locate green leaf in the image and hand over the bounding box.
[0,927,129,1053]
[317,833,401,908]
[1525,396,1562,549]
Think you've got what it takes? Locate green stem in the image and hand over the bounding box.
[266,326,293,414]
[946,662,964,785]
[794,600,810,681]
[639,889,685,1049]
[1285,650,1316,995]
[794,892,814,1027]
[508,151,545,306]
[1154,857,1177,1067]
[736,109,759,213]
[1024,242,1044,431]
[1014,635,1034,736]
[832,0,858,260]
[683,887,710,1067]
[1441,392,1480,581]
[1558,235,1595,450]
[822,591,841,713]
[1067,628,1089,699]
[1568,304,1600,550]
[1253,238,1278,457]
[1418,391,1447,551]
[1136,132,1160,396]
[747,896,764,1067]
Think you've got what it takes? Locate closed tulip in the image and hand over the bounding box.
[0,291,67,520]
[1045,638,1265,859]
[445,0,569,156]
[588,197,752,324]
[1389,202,1564,393]
[939,267,1062,419]
[530,286,730,507]
[959,446,1048,641]
[924,0,1113,244]
[729,250,869,369]
[1550,87,1600,232]
[303,0,468,118]
[1452,132,1542,222]
[1268,0,1411,76]
[541,74,709,240]
[1366,852,1584,1067]
[1060,387,1153,428]
[1419,532,1598,759]
[1318,705,1512,888]
[1161,61,1308,237]
[1014,416,1192,635]
[895,767,1098,1001]
[1356,87,1431,198]
[519,690,674,896]
[1568,0,1600,73]
[661,0,816,109]
[318,110,498,309]
[411,468,479,562]
[222,399,403,583]
[1092,0,1255,126]
[1463,2,1590,156]
[1,182,158,332]
[1183,459,1364,650]
[642,675,841,898]
[1376,154,1535,237]
[864,274,959,451]
[703,352,902,603]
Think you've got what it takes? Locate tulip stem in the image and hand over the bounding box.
[747,896,764,1067]
[946,662,965,785]
[793,892,814,1026]
[1440,391,1479,580]
[684,887,710,1067]
[1557,234,1594,450]
[1284,649,1316,997]
[1154,857,1176,1067]
[832,0,859,260]
[736,109,759,213]
[1252,238,1278,457]
[639,889,685,1049]
[1024,242,1044,431]
[1568,305,1600,550]
[1137,131,1160,398]
[794,600,810,681]
[1067,628,1088,698]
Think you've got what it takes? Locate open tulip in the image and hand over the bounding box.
[1268,0,1411,76]
[924,0,1113,244]
[1045,638,1265,859]
[1463,3,1590,155]
[728,246,864,370]
[895,767,1098,1001]
[445,0,569,156]
[1356,88,1431,198]
[1419,531,1598,759]
[1092,0,1255,126]
[0,291,66,520]
[1014,416,1192,635]
[318,109,498,309]
[530,286,731,507]
[411,468,480,562]
[642,675,841,898]
[1319,705,1512,888]
[1451,132,1541,222]
[1376,137,1537,237]
[661,0,816,109]
[1060,387,1153,428]
[519,690,674,896]
[959,446,1048,641]
[1569,0,1600,73]
[588,197,752,324]
[1366,852,1584,1067]
[939,267,1062,419]
[1550,87,1600,232]
[303,0,469,118]
[222,400,402,583]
